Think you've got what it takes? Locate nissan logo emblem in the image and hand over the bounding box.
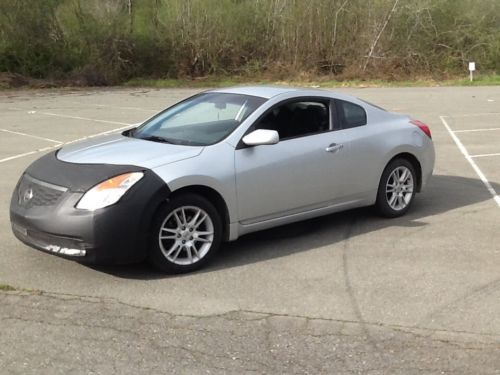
[23,188,34,203]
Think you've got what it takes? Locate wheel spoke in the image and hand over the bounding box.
[186,245,193,263]
[160,235,177,240]
[388,194,397,207]
[393,169,400,181]
[161,227,177,234]
[171,245,183,261]
[397,195,404,208]
[166,243,181,257]
[194,213,207,229]
[173,211,182,227]
[181,208,187,225]
[195,237,211,243]
[196,230,213,236]
[189,209,201,226]
[399,169,408,182]
[191,245,200,259]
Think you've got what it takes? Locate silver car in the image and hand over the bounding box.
[10,86,435,273]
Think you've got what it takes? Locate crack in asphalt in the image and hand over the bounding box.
[1,290,499,374]
[341,215,384,354]
[1,290,499,342]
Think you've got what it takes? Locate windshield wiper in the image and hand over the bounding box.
[140,135,175,144]
[138,135,206,146]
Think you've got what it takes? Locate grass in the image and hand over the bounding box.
[0,283,37,293]
[124,73,500,89]
[0,284,16,291]
[125,77,273,89]
[444,73,500,86]
[1,73,498,90]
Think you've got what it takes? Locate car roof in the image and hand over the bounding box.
[208,86,301,99]
[207,86,384,112]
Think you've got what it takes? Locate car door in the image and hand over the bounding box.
[234,98,354,224]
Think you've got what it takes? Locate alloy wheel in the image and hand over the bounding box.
[385,166,414,211]
[158,206,214,266]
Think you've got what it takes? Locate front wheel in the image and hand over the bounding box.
[148,193,222,273]
[375,159,416,218]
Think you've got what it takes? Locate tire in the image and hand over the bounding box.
[148,193,222,274]
[375,158,417,218]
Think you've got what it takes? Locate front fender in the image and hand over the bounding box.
[152,143,238,224]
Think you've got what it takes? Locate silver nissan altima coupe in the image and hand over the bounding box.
[10,86,434,273]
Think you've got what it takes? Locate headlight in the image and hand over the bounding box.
[76,172,144,211]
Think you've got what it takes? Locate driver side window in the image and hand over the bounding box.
[256,100,330,140]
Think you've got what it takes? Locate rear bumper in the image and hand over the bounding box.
[420,141,435,191]
[10,154,170,265]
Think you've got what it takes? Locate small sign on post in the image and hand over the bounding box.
[469,62,476,82]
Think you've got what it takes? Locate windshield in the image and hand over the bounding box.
[132,93,266,146]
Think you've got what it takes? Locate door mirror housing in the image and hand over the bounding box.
[242,129,279,146]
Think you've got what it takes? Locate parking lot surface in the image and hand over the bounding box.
[1,86,499,373]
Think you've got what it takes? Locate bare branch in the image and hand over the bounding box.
[363,0,400,72]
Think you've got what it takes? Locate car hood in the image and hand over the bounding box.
[57,134,203,168]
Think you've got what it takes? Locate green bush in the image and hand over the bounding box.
[0,0,498,84]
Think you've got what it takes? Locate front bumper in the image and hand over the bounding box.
[10,152,170,265]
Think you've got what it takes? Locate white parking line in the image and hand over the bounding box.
[440,116,500,207]
[64,124,134,144]
[0,145,61,163]
[470,152,500,159]
[454,127,500,133]
[0,128,62,143]
[0,124,134,164]
[449,112,500,118]
[68,101,160,113]
[36,111,131,126]
[6,107,132,126]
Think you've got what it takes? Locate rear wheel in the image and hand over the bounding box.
[376,158,416,217]
[148,193,222,273]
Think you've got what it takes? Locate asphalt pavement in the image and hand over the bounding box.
[0,86,499,374]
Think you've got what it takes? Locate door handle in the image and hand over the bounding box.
[325,143,343,153]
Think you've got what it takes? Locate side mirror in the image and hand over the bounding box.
[242,129,279,146]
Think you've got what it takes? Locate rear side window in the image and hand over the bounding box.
[337,100,367,129]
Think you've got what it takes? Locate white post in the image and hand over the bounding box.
[469,62,476,82]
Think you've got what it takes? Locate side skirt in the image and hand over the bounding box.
[233,197,373,239]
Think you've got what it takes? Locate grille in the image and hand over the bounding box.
[17,174,67,209]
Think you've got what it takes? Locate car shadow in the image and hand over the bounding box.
[90,174,498,279]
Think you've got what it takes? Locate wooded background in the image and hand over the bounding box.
[0,0,498,85]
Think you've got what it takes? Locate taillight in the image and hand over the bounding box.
[410,119,432,139]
